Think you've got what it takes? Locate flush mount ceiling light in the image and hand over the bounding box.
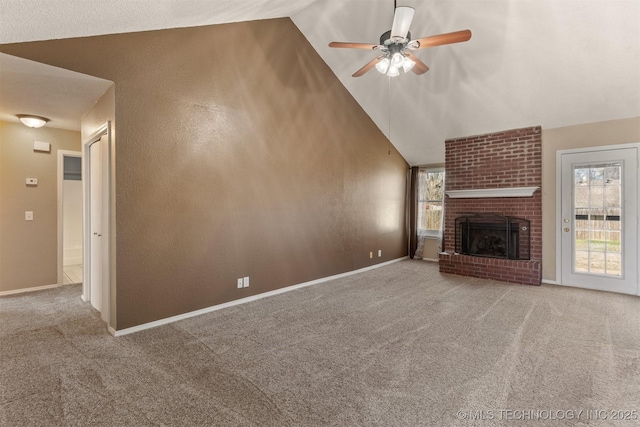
[17,114,50,128]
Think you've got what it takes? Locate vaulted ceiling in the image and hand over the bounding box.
[1,0,639,165]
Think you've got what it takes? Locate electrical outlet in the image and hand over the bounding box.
[243,276,250,288]
[237,278,243,289]
[378,250,382,257]
[25,211,33,221]
[369,252,373,259]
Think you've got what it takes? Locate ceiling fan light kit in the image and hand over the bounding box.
[375,52,413,76]
[387,65,400,77]
[401,55,415,73]
[329,6,471,78]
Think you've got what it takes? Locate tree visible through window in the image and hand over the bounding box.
[417,168,445,236]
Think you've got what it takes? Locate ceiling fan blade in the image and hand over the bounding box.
[329,42,379,50]
[352,56,384,77]
[390,6,415,41]
[412,29,472,49]
[405,52,429,75]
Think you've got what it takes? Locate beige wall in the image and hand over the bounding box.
[0,121,81,292]
[541,117,640,282]
[1,19,409,329]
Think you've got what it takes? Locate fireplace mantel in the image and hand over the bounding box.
[446,186,539,199]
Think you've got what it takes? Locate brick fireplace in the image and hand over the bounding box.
[439,126,542,285]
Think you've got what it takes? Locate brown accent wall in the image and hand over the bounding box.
[0,121,81,292]
[1,19,409,329]
[439,126,542,285]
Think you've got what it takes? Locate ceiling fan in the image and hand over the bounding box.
[328,4,471,77]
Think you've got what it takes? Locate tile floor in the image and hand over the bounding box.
[63,264,83,285]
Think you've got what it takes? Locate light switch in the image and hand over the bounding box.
[25,211,33,221]
[26,178,37,186]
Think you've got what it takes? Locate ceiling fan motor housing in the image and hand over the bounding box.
[380,30,411,46]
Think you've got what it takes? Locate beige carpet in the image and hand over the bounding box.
[1,260,639,426]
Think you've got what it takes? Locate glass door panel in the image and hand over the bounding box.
[560,147,638,295]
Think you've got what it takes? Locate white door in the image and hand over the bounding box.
[560,147,638,295]
[89,137,104,311]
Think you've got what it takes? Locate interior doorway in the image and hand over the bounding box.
[82,124,112,323]
[57,150,83,287]
[558,144,639,295]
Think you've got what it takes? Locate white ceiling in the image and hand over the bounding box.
[1,0,639,165]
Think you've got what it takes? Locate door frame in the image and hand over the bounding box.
[82,122,112,323]
[57,150,82,287]
[555,142,640,295]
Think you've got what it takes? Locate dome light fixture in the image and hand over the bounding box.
[17,114,49,128]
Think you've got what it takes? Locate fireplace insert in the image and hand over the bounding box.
[455,214,530,260]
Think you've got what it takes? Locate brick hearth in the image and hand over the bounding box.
[439,126,542,285]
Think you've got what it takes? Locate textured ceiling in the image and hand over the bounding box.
[1,0,639,165]
[0,0,318,44]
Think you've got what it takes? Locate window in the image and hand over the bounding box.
[417,168,445,237]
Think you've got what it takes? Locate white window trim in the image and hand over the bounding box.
[417,167,445,237]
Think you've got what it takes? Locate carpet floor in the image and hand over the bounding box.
[1,260,639,426]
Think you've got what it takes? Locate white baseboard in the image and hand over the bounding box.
[110,257,409,337]
[421,258,439,263]
[0,283,60,297]
[541,279,560,285]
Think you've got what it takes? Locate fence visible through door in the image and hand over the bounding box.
[559,146,638,295]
